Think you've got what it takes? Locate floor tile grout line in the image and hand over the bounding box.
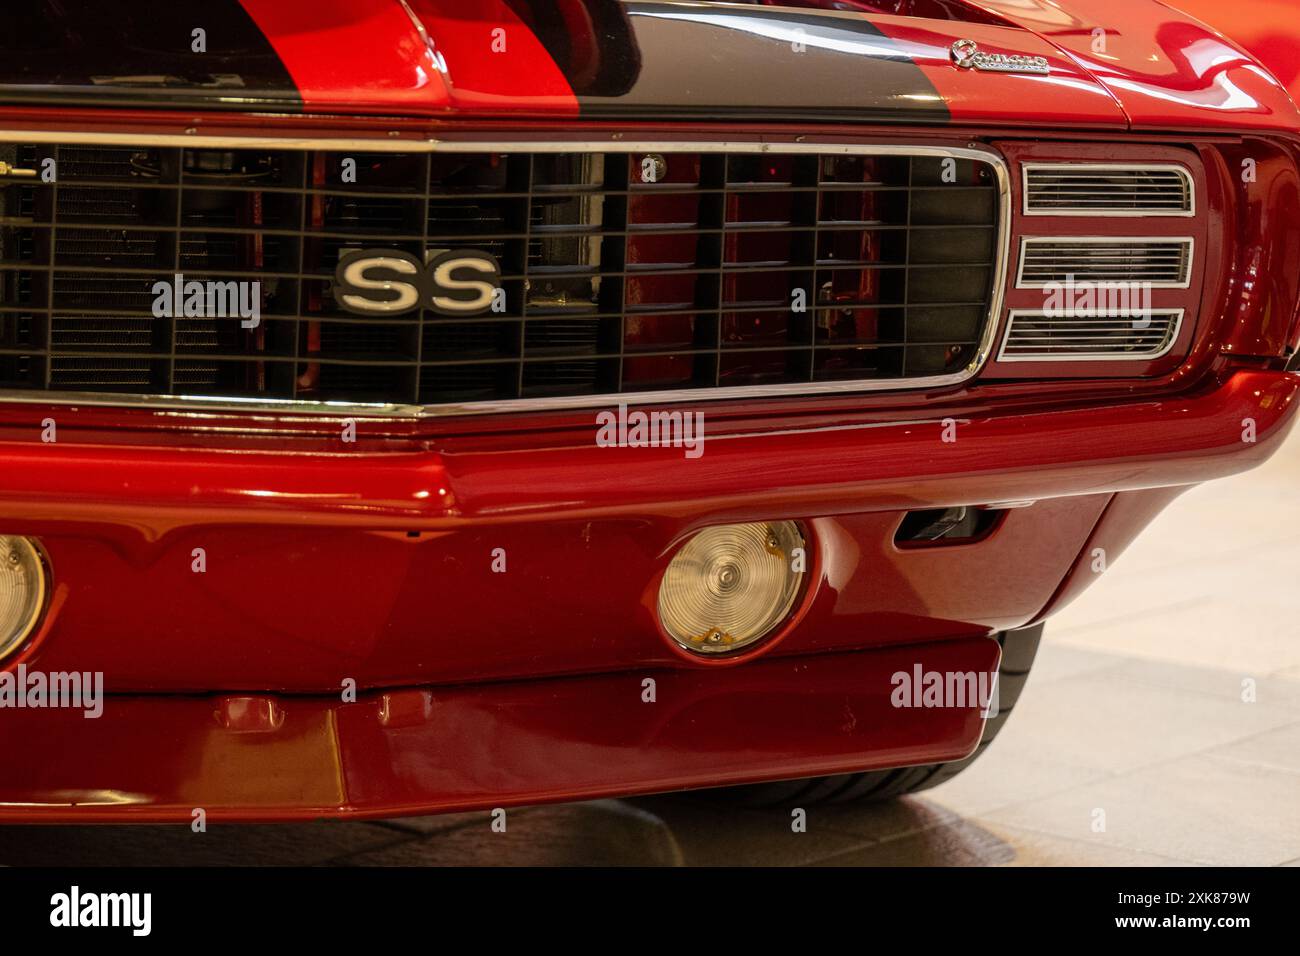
[976,819,1208,867]
[923,766,1119,821]
[931,709,1300,821]
[1093,671,1300,714]
[1092,528,1300,576]
[962,813,1227,867]
[1196,746,1300,778]
[1047,595,1210,638]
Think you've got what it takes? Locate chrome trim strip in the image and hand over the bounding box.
[0,135,1011,419]
[0,130,438,152]
[1015,236,1194,289]
[1021,162,1195,218]
[996,308,1184,363]
[0,391,429,419]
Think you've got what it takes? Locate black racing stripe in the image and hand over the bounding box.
[507,0,950,123]
[504,0,642,97]
[0,0,300,111]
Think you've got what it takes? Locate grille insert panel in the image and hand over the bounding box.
[999,309,1183,361]
[1023,164,1193,216]
[0,141,1005,412]
[1017,237,1193,287]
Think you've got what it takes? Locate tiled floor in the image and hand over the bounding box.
[3,436,1298,866]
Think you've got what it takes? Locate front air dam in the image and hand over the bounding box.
[0,636,998,822]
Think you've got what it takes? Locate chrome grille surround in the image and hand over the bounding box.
[0,134,1011,418]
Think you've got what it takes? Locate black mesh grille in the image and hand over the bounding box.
[0,142,1000,407]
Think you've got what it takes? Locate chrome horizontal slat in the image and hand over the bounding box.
[1027,201,1187,205]
[999,309,1182,362]
[1007,333,1172,341]
[1020,274,1183,280]
[1006,324,1175,331]
[1028,188,1187,194]
[1028,182,1186,188]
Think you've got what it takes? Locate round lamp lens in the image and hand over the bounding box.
[658,521,805,654]
[0,536,47,661]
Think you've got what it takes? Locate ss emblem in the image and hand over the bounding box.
[334,248,501,316]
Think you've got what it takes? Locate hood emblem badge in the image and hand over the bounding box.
[950,39,1050,76]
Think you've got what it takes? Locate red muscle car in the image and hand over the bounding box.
[0,0,1296,821]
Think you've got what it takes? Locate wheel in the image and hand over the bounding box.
[708,623,1044,806]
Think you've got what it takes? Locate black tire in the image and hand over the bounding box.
[711,623,1044,806]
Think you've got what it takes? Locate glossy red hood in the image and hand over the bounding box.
[0,0,1294,132]
[971,0,1299,131]
[253,0,1300,131]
